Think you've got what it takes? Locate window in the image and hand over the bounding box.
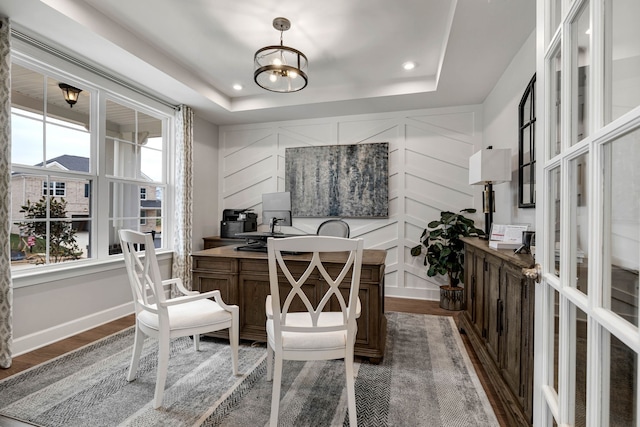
[10,58,173,271]
[518,74,536,208]
[43,181,66,197]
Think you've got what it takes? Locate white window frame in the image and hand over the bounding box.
[10,38,177,288]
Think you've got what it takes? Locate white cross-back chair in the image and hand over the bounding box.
[265,235,364,427]
[119,229,239,409]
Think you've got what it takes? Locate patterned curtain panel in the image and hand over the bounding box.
[0,16,13,369]
[171,105,194,293]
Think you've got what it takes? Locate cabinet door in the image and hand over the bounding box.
[484,254,502,362]
[464,247,475,320]
[472,249,486,338]
[500,262,526,407]
[192,271,238,305]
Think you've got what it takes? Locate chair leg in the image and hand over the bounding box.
[230,314,239,375]
[127,326,145,382]
[153,333,170,409]
[193,333,200,351]
[345,349,357,426]
[269,353,283,427]
[266,341,273,381]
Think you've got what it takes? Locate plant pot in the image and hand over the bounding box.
[439,285,464,311]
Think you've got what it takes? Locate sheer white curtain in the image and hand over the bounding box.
[0,16,13,369]
[171,105,194,293]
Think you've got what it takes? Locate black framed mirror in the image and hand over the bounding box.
[518,74,536,208]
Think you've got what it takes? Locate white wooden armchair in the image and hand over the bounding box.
[119,229,239,409]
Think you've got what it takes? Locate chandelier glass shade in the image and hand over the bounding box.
[254,17,308,93]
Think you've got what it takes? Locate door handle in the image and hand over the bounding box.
[522,264,541,283]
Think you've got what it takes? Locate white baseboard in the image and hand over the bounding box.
[12,302,134,357]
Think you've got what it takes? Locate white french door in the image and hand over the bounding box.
[534,0,640,426]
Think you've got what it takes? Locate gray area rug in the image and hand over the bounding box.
[0,313,498,426]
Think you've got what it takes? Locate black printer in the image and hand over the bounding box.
[220,209,257,238]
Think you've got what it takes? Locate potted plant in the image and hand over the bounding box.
[411,208,484,310]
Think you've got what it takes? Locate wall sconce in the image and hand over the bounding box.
[58,83,82,108]
[469,147,512,238]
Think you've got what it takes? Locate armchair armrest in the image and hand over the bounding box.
[160,286,238,315]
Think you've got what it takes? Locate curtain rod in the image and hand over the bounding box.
[11,29,179,111]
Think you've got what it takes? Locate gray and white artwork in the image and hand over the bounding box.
[285,142,389,218]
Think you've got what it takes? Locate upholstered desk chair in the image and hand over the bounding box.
[119,229,239,409]
[265,235,364,426]
[316,218,350,238]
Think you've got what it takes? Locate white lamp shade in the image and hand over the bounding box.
[469,148,512,185]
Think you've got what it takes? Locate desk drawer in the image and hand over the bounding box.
[193,257,237,273]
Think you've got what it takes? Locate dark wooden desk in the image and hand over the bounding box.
[202,236,244,249]
[191,245,387,362]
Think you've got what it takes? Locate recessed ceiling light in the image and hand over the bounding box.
[233,84,243,91]
[402,61,416,71]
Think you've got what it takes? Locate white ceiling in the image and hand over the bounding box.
[1,0,535,125]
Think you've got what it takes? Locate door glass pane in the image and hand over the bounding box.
[551,167,562,276]
[603,127,640,326]
[571,153,589,295]
[575,306,587,427]
[550,47,563,157]
[605,329,637,425]
[572,2,591,145]
[605,0,640,124]
[553,290,560,392]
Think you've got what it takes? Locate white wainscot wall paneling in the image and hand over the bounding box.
[218,105,483,301]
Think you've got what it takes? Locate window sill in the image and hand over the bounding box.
[11,250,174,289]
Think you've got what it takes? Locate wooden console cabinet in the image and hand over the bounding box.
[191,245,387,362]
[459,237,535,426]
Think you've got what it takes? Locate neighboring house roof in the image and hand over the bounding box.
[14,155,156,183]
[141,200,162,208]
[36,155,90,172]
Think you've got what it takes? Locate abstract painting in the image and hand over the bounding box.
[285,142,388,218]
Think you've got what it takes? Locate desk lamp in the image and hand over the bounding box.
[469,147,512,239]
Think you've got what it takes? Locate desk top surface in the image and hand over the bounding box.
[192,244,387,265]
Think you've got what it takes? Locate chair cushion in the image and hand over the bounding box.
[266,312,350,351]
[138,299,232,332]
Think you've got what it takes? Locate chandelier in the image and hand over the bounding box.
[254,17,308,93]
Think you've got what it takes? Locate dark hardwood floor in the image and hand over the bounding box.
[0,298,507,426]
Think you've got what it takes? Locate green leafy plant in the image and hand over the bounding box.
[18,196,82,264]
[411,208,484,288]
